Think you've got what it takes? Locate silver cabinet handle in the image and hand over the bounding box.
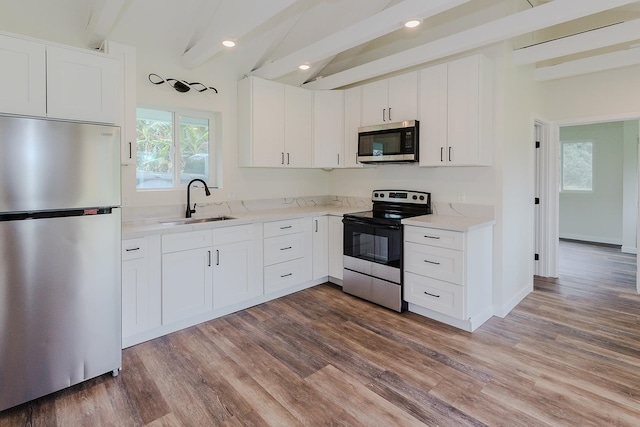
[424,291,440,298]
[315,219,318,232]
[281,273,292,278]
[382,108,386,122]
[449,147,452,162]
[388,107,392,121]
[125,247,140,252]
[216,249,220,266]
[337,154,340,165]
[287,152,290,165]
[208,250,211,267]
[440,147,444,162]
[424,259,441,265]
[424,235,440,240]
[281,152,284,165]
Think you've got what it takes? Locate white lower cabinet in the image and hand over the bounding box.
[212,226,260,309]
[328,215,344,281]
[312,216,329,280]
[121,235,161,346]
[403,224,493,332]
[263,217,312,293]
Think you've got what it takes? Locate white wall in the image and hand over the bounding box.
[122,48,330,210]
[559,122,625,245]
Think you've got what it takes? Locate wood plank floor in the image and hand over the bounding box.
[1,240,639,426]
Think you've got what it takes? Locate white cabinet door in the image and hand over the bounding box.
[313,90,344,168]
[360,79,388,126]
[312,216,329,279]
[447,55,492,166]
[46,46,119,124]
[162,247,213,324]
[419,63,448,167]
[105,41,136,164]
[328,216,344,280]
[284,85,312,167]
[122,258,150,338]
[213,240,259,309]
[387,71,418,123]
[343,86,362,168]
[0,35,46,117]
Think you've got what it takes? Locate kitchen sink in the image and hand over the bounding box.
[160,216,236,225]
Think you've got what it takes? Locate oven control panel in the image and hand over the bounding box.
[372,190,430,205]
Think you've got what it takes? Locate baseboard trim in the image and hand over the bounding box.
[494,283,532,318]
[622,246,637,254]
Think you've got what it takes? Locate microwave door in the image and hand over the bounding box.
[358,131,404,162]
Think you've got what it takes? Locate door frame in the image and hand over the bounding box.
[540,112,640,292]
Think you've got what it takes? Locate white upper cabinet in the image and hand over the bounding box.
[0,33,120,124]
[238,76,312,168]
[419,54,493,167]
[46,46,119,124]
[0,35,46,117]
[360,71,418,126]
[313,90,344,168]
[342,86,362,168]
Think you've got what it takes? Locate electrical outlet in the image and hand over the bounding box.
[457,192,466,203]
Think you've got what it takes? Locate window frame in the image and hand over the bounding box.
[560,139,594,194]
[135,105,218,191]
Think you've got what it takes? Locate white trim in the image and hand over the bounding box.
[408,303,494,332]
[534,117,557,278]
[622,246,637,255]
[535,48,640,82]
[493,283,532,318]
[559,234,622,246]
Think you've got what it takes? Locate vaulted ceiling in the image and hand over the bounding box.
[1,0,640,88]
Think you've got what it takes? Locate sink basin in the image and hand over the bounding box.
[160,216,236,226]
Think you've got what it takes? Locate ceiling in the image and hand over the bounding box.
[1,0,640,88]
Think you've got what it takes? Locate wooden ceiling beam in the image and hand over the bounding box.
[304,0,640,89]
[250,0,471,80]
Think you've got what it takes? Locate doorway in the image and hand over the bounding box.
[535,114,640,293]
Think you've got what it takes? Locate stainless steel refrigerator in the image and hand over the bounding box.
[0,116,122,411]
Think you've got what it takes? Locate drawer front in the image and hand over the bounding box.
[404,242,463,285]
[212,224,252,246]
[122,238,146,261]
[264,233,305,266]
[264,218,307,238]
[264,258,308,293]
[404,226,464,251]
[162,230,212,253]
[405,272,464,319]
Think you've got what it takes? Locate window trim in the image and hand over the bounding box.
[136,104,218,191]
[560,139,594,193]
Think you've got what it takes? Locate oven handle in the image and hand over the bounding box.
[342,218,401,231]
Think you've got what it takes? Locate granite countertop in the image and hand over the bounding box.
[402,215,495,232]
[122,205,368,239]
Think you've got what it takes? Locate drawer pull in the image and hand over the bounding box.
[424,259,441,265]
[281,273,292,278]
[424,235,440,240]
[280,246,292,251]
[280,225,293,230]
[125,247,140,252]
[424,291,440,298]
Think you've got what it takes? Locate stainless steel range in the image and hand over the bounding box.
[342,190,431,312]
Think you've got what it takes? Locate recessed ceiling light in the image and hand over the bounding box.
[299,64,310,70]
[404,19,421,28]
[222,40,236,47]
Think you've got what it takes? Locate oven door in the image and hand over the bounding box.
[342,218,401,268]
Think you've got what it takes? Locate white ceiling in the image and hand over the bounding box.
[1,0,640,87]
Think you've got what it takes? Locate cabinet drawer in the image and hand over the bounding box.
[264,233,305,266]
[404,226,464,251]
[264,218,307,238]
[162,230,212,253]
[122,238,146,261]
[212,224,252,246]
[264,258,308,293]
[404,241,463,285]
[405,272,464,319]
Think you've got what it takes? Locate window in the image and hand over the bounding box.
[136,107,215,190]
[561,140,593,192]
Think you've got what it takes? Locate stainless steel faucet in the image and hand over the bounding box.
[185,179,211,218]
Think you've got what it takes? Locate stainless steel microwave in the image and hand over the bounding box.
[357,120,419,163]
